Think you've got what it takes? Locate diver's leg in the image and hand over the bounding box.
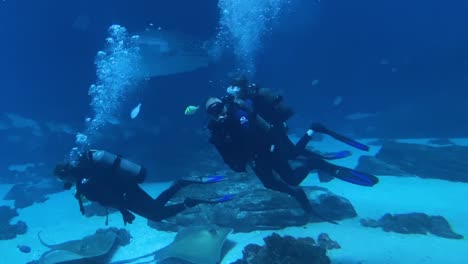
[146,203,187,222]
[272,159,295,185]
[272,157,309,186]
[252,154,313,212]
[273,152,324,186]
[122,182,198,222]
[119,183,225,223]
[119,208,136,225]
[252,154,338,222]
[120,184,165,222]
[153,180,188,205]
[311,158,379,186]
[290,164,315,186]
[289,129,330,160]
[273,132,299,159]
[250,153,282,189]
[122,184,194,222]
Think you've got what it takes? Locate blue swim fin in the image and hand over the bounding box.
[208,194,236,203]
[310,123,370,151]
[202,175,227,183]
[181,175,227,184]
[334,168,379,187]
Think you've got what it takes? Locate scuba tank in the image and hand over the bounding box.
[256,87,294,124]
[228,78,293,124]
[247,85,294,125]
[90,150,146,184]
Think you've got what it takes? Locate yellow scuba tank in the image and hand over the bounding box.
[90,150,146,184]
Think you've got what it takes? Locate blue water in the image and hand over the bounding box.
[1,0,468,263]
[1,0,465,174]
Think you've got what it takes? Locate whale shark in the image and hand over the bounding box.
[135,29,211,78]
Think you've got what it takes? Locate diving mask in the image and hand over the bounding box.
[226,86,241,97]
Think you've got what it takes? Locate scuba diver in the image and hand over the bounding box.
[206,96,317,215]
[222,76,379,186]
[205,77,378,218]
[54,149,233,225]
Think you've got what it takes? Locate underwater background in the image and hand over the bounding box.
[1,0,468,263]
[2,0,468,179]
[0,0,468,177]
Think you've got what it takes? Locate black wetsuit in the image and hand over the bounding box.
[267,126,349,185]
[211,87,377,208]
[70,155,192,225]
[235,87,357,186]
[208,101,315,212]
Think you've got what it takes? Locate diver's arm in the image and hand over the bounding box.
[74,188,86,215]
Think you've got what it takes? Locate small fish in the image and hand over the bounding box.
[17,245,31,253]
[311,79,320,86]
[332,96,343,106]
[380,58,389,65]
[130,103,142,119]
[345,112,379,120]
[184,105,200,115]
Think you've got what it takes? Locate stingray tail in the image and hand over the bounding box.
[184,194,235,208]
[37,231,54,248]
[109,251,157,264]
[308,207,339,225]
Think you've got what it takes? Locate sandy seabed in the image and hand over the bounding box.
[1,138,467,264]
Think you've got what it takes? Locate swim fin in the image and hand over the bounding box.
[208,194,236,203]
[181,175,226,184]
[310,123,370,151]
[201,175,227,183]
[334,167,379,187]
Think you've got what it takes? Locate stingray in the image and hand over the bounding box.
[110,225,233,264]
[135,29,211,78]
[156,226,233,264]
[36,229,117,264]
